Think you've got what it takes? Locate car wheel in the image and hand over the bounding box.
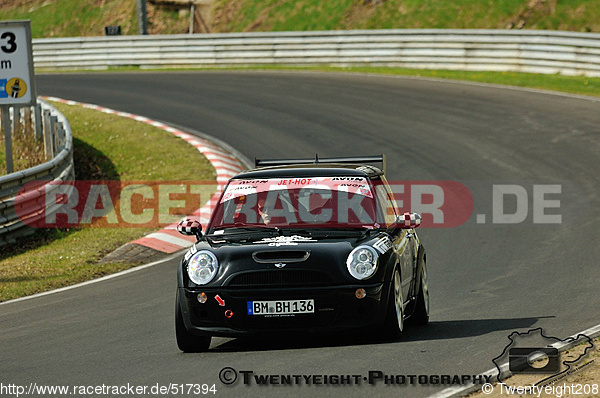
[175,295,211,352]
[412,259,430,325]
[384,269,405,339]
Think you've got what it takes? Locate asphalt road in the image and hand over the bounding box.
[2,71,600,397]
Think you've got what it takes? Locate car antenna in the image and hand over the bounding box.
[314,153,319,164]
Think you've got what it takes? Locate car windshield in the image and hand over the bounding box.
[209,176,390,232]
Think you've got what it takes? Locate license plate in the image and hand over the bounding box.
[247,299,314,315]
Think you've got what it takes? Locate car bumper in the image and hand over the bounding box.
[178,283,391,337]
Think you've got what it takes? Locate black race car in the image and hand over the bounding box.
[175,155,429,352]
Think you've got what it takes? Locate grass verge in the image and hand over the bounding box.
[212,0,600,33]
[0,0,190,37]
[0,101,216,302]
[3,0,600,38]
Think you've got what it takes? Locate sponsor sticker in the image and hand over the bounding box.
[373,236,392,254]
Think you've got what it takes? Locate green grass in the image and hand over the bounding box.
[212,0,600,33]
[57,103,214,181]
[0,101,216,302]
[2,0,600,37]
[214,0,356,32]
[0,0,188,38]
[0,0,138,38]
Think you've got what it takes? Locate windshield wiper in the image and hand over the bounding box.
[304,227,382,239]
[205,226,280,241]
[211,224,282,232]
[207,226,383,241]
[277,228,313,238]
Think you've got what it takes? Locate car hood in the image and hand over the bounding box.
[184,233,393,287]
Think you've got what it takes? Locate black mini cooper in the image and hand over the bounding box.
[175,155,429,352]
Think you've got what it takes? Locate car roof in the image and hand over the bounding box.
[232,163,384,180]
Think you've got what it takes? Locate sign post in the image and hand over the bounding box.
[2,108,12,173]
[0,20,37,174]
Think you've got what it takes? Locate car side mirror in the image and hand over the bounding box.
[177,218,203,240]
[396,212,421,229]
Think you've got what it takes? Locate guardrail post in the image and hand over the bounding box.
[57,124,65,152]
[34,103,43,141]
[50,115,58,158]
[42,109,54,160]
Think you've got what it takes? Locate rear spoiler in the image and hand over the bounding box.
[255,154,386,175]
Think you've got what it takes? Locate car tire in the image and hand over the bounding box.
[412,258,430,326]
[175,295,211,352]
[384,268,405,339]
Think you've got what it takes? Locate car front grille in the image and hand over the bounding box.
[226,270,332,288]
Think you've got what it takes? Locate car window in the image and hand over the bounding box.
[209,176,385,230]
[374,177,398,226]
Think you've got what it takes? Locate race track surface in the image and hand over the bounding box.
[2,71,599,397]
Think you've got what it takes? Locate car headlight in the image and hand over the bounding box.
[346,245,379,280]
[187,251,219,285]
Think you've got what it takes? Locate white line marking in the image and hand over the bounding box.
[0,252,184,307]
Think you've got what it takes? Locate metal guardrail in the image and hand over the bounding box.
[0,99,74,246]
[32,29,600,76]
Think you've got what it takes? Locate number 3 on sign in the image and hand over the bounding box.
[1,32,17,53]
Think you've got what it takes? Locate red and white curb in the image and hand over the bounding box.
[42,96,245,253]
